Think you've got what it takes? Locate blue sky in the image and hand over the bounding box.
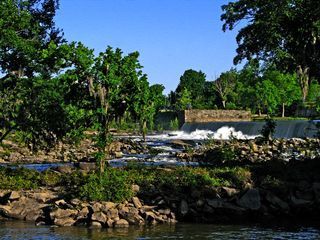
[55,0,239,94]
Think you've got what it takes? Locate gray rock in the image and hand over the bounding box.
[265,193,289,210]
[179,200,189,216]
[237,188,261,210]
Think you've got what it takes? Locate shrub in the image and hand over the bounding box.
[0,167,40,190]
[260,117,276,141]
[200,145,237,166]
[79,168,134,202]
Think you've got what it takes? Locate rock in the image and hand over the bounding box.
[295,190,314,201]
[106,219,114,228]
[313,182,320,200]
[121,207,144,225]
[0,205,12,217]
[158,209,171,215]
[1,197,45,221]
[77,207,90,220]
[105,208,119,219]
[91,202,103,212]
[114,152,123,158]
[196,199,205,207]
[207,199,224,208]
[78,162,96,172]
[237,188,261,210]
[70,198,81,206]
[145,211,156,222]
[55,165,74,174]
[290,196,312,206]
[131,184,140,193]
[101,202,116,212]
[54,217,76,227]
[50,208,78,220]
[33,192,57,203]
[265,193,289,210]
[132,197,142,209]
[114,219,129,228]
[90,221,102,228]
[55,199,67,207]
[170,140,192,149]
[179,200,189,216]
[8,191,20,201]
[91,211,107,224]
[222,187,239,197]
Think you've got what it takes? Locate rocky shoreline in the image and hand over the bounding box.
[0,136,320,228]
[1,160,320,228]
[0,188,176,228]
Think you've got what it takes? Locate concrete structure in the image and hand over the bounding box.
[182,110,251,123]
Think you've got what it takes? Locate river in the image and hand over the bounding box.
[1,221,320,239]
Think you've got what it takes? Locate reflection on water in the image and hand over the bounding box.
[1,221,320,240]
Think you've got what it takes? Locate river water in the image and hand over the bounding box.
[1,221,320,240]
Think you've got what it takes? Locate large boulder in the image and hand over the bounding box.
[237,188,261,210]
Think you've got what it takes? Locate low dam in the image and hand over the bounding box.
[181,120,318,138]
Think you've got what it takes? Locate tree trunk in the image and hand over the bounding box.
[222,100,226,109]
[282,103,285,118]
[142,121,147,142]
[297,65,310,102]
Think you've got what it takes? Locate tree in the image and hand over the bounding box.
[0,0,82,147]
[221,0,320,102]
[176,88,192,110]
[213,68,237,108]
[0,0,64,78]
[263,68,301,117]
[176,69,206,108]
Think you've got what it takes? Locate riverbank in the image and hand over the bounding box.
[0,152,320,227]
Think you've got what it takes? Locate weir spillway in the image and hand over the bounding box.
[181,120,319,139]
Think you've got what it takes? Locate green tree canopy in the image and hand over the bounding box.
[176,69,206,108]
[221,0,320,101]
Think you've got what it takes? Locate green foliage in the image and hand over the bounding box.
[210,167,251,188]
[79,169,134,202]
[221,0,320,100]
[176,88,192,110]
[175,69,206,108]
[200,145,237,166]
[0,167,40,190]
[169,118,179,130]
[213,68,237,108]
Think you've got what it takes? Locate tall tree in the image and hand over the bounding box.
[213,68,237,109]
[176,69,206,108]
[263,68,301,117]
[221,0,320,102]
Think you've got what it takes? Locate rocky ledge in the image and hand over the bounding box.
[0,188,176,228]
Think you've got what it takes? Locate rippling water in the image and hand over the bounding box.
[1,221,320,240]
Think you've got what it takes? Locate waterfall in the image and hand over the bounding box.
[181,120,318,139]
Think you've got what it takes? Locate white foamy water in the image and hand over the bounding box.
[148,126,259,140]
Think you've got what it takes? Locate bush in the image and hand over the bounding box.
[260,117,276,141]
[79,168,134,202]
[0,167,40,190]
[169,118,179,130]
[200,145,237,166]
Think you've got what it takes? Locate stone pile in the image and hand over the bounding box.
[0,189,176,228]
[0,138,146,164]
[177,138,320,163]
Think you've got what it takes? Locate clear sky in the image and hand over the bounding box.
[55,0,239,94]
